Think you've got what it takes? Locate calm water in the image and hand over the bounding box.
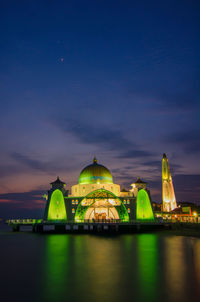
[0,227,200,302]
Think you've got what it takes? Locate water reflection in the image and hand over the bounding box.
[40,233,200,302]
[164,236,187,302]
[137,234,158,302]
[44,235,69,301]
[73,236,124,302]
[193,240,200,296]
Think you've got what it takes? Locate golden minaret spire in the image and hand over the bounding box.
[162,153,177,212]
[93,156,97,164]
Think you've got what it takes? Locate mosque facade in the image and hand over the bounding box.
[43,157,155,222]
[8,155,200,231]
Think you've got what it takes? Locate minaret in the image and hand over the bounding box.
[43,177,68,221]
[93,156,97,164]
[130,177,147,197]
[162,153,177,212]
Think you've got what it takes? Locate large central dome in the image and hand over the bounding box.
[79,157,113,185]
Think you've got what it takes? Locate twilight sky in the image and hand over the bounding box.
[0,0,200,218]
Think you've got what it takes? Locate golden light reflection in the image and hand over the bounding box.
[72,235,123,301]
[193,240,200,295]
[164,237,187,301]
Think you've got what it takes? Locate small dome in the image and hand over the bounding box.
[79,157,113,185]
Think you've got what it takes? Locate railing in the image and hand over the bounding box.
[83,219,121,223]
[6,217,200,225]
[6,219,42,225]
[161,217,200,224]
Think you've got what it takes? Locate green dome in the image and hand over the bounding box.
[79,157,113,185]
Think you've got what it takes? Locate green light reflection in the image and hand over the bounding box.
[137,234,158,302]
[44,235,69,301]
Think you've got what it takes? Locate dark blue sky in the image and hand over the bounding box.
[0,0,200,218]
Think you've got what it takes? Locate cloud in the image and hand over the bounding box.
[0,164,25,178]
[11,152,48,171]
[148,173,200,203]
[117,149,153,159]
[0,198,13,203]
[56,118,154,159]
[166,129,200,154]
[9,152,76,175]
[0,153,68,180]
[0,190,45,207]
[140,160,182,174]
[156,89,199,112]
[0,189,46,219]
[126,72,200,114]
[173,174,200,203]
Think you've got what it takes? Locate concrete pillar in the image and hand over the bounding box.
[55,224,66,233]
[35,224,43,233]
[12,224,20,232]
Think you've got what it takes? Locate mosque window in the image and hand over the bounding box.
[72,200,75,204]
[81,198,93,206]
[128,208,130,213]
[111,187,113,190]
[127,200,130,204]
[124,199,126,204]
[75,200,78,204]
[72,208,75,214]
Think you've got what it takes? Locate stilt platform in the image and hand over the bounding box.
[6,219,167,234]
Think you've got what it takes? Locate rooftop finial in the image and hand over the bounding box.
[93,156,97,164]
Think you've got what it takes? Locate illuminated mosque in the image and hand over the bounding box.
[43,155,175,223]
[8,153,200,231]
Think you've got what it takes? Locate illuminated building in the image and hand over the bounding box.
[130,177,147,197]
[162,153,177,212]
[44,157,155,222]
[7,155,200,231]
[43,178,67,221]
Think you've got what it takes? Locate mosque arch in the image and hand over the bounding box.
[75,189,129,222]
[136,189,154,220]
[47,189,67,221]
